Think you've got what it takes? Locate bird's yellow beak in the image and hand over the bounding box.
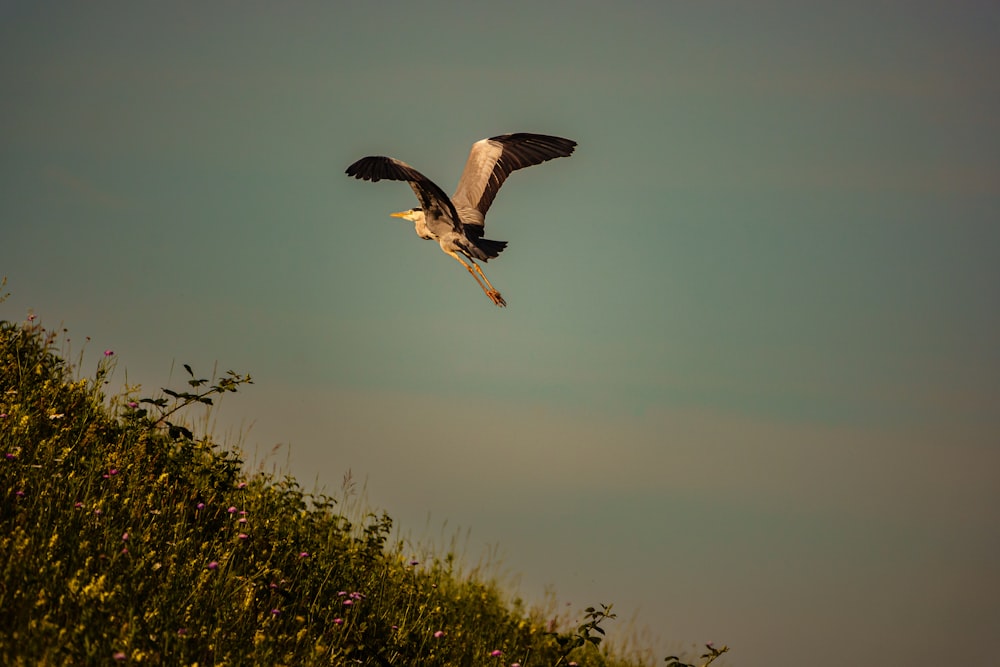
[390,211,408,219]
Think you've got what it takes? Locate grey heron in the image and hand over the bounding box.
[346,133,577,307]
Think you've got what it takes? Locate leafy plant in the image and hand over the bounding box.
[665,643,730,667]
[548,602,618,665]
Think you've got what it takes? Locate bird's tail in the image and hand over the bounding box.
[473,237,507,260]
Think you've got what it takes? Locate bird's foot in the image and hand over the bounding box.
[487,290,507,307]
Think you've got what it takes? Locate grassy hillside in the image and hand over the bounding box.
[0,315,727,666]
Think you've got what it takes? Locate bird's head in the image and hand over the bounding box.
[389,207,424,223]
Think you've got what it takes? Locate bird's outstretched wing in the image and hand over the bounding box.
[346,155,462,233]
[451,134,577,236]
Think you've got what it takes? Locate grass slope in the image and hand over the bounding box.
[0,316,726,667]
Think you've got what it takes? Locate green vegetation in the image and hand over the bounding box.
[0,312,728,666]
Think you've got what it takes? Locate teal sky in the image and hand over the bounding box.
[2,2,998,664]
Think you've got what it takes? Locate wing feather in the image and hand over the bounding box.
[451,134,577,234]
[346,156,462,233]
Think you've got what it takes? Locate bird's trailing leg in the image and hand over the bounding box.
[445,251,506,307]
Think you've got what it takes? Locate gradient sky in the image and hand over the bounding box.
[2,2,999,665]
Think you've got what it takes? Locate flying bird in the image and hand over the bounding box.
[346,133,577,307]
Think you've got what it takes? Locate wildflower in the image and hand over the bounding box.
[433,630,444,638]
[238,533,248,540]
[391,625,398,630]
[237,482,247,489]
[127,401,138,408]
[298,551,309,558]
[490,650,503,657]
[227,506,237,513]
[177,628,188,636]
[511,663,521,667]
[196,502,205,510]
[238,517,247,524]
[239,510,247,516]
[207,561,218,570]
[28,314,36,322]
[112,652,126,660]
[270,609,280,615]
[104,349,114,356]
[109,468,118,476]
[343,599,353,606]
[410,560,419,566]
[337,591,347,596]
[74,502,83,509]
[349,592,364,600]
[333,618,344,625]
[0,413,7,419]
[15,490,25,497]
[48,413,64,420]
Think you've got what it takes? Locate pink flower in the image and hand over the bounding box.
[433,630,444,638]
[490,649,503,657]
[104,349,114,356]
[238,533,248,540]
[333,618,344,625]
[207,561,218,570]
[227,506,237,513]
[298,551,309,558]
[122,532,129,541]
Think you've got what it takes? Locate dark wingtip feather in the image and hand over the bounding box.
[345,156,389,182]
[490,133,578,160]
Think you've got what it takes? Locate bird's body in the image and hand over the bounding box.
[346,133,577,307]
